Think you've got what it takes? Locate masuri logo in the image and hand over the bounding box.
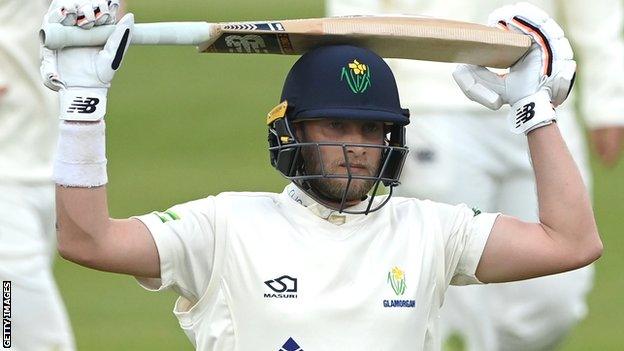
[341,59,371,93]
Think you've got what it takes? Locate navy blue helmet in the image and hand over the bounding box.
[267,45,410,214]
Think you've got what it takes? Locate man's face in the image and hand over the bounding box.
[295,118,385,205]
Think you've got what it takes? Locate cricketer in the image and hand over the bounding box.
[41,0,602,350]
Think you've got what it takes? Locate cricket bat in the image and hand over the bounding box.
[40,15,531,68]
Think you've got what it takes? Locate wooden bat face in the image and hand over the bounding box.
[199,16,531,68]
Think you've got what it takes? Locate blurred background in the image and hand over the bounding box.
[49,0,624,349]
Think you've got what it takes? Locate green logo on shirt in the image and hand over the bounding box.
[388,266,406,295]
[153,210,180,223]
[383,266,415,308]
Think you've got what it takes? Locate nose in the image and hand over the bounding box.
[346,144,367,156]
[344,132,369,158]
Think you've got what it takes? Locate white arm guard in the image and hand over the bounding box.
[54,121,108,187]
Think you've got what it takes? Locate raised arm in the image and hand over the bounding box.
[56,187,158,277]
[476,123,601,282]
[42,1,159,278]
[452,3,602,283]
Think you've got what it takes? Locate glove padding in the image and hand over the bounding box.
[40,0,132,121]
[453,2,577,134]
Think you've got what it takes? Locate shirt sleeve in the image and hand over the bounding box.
[432,202,499,286]
[132,196,217,303]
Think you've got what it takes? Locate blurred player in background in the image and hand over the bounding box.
[0,0,121,349]
[327,0,624,350]
[0,1,75,349]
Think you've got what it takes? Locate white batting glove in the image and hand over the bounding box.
[40,0,132,121]
[453,2,577,134]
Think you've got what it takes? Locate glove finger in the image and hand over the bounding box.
[96,13,134,82]
[94,0,111,26]
[471,66,506,91]
[47,1,79,26]
[539,18,564,41]
[453,64,505,110]
[550,60,577,107]
[490,3,564,77]
[487,4,516,27]
[40,46,65,91]
[489,2,551,27]
[107,0,121,24]
[547,37,573,92]
[551,37,573,67]
[513,2,551,24]
[509,17,554,76]
[76,2,96,29]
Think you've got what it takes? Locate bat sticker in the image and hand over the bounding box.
[224,35,268,53]
[222,22,285,31]
[206,34,292,54]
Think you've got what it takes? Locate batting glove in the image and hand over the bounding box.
[40,0,132,121]
[452,2,576,134]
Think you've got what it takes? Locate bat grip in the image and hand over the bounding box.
[40,22,215,49]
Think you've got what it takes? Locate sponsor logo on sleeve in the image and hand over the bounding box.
[152,210,181,223]
[472,207,482,217]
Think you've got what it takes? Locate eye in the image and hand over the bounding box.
[362,122,381,134]
[329,121,344,129]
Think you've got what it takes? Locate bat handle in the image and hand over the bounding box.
[40,22,215,49]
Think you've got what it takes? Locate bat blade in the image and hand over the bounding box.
[200,16,531,68]
[40,15,531,68]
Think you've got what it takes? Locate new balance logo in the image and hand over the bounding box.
[279,337,303,351]
[67,97,100,114]
[515,102,535,127]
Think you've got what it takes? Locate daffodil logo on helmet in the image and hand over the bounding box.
[341,59,371,93]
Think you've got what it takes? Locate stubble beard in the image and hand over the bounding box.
[301,146,380,203]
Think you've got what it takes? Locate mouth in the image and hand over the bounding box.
[338,163,371,175]
[340,163,367,169]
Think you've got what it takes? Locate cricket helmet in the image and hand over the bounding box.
[267,45,410,214]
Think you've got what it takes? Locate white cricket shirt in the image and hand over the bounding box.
[135,184,498,350]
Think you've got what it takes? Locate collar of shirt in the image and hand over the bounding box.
[283,183,378,225]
